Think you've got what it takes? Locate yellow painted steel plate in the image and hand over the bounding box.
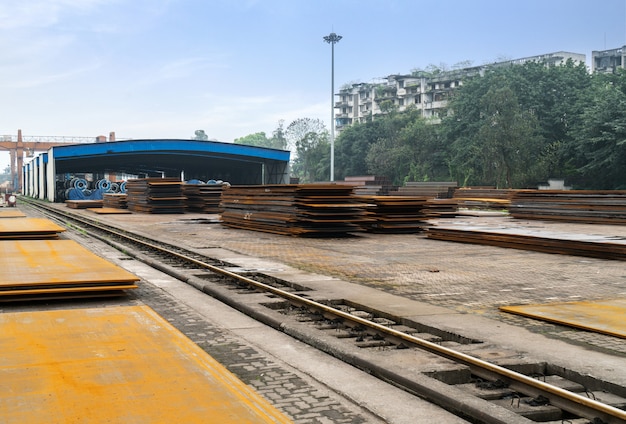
[0,217,65,235]
[0,209,26,218]
[0,239,139,290]
[88,207,132,214]
[0,284,138,296]
[500,299,626,338]
[0,305,292,423]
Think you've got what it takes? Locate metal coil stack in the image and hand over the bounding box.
[63,178,127,201]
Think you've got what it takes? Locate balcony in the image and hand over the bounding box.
[423,100,448,110]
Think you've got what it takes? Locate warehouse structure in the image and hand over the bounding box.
[22,139,291,202]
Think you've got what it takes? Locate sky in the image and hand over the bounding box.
[1,0,626,172]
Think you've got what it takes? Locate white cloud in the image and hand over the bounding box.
[2,63,103,89]
[0,0,111,30]
[136,56,230,86]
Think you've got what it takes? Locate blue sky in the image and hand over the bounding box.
[1,0,626,172]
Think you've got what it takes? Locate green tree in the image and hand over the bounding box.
[442,60,590,187]
[334,119,387,178]
[268,120,288,150]
[573,71,626,189]
[397,116,449,183]
[363,107,449,185]
[193,129,208,141]
[234,132,271,147]
[286,118,329,182]
[475,86,542,187]
[234,124,289,151]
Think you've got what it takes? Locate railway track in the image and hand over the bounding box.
[19,197,626,424]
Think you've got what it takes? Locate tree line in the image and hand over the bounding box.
[232,60,626,189]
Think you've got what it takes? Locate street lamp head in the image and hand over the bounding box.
[323,32,342,44]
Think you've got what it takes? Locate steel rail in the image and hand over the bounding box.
[21,198,626,423]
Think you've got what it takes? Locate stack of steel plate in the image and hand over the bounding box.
[183,183,226,213]
[390,181,458,198]
[220,184,366,236]
[103,193,128,209]
[0,239,139,301]
[422,198,459,218]
[0,217,66,240]
[0,209,26,218]
[357,196,430,233]
[65,199,104,209]
[453,187,514,210]
[509,190,626,224]
[333,175,395,196]
[126,178,186,213]
[426,224,626,260]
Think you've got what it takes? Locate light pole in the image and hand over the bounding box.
[323,32,341,182]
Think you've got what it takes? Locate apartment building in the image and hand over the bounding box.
[592,46,626,73]
[335,51,585,132]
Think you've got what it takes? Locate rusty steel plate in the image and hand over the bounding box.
[0,209,26,218]
[500,299,626,338]
[0,305,292,423]
[0,217,66,237]
[0,239,139,290]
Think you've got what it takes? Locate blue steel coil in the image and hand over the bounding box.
[96,179,111,191]
[73,178,88,191]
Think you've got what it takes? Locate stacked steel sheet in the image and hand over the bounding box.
[423,198,459,218]
[0,212,138,300]
[0,217,66,240]
[103,193,128,209]
[65,199,103,209]
[126,178,186,213]
[426,224,626,260]
[509,190,626,224]
[358,196,430,233]
[359,196,460,233]
[183,183,226,213]
[334,175,395,196]
[453,187,514,210]
[220,184,366,236]
[390,181,458,198]
[0,209,26,218]
[0,239,139,301]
